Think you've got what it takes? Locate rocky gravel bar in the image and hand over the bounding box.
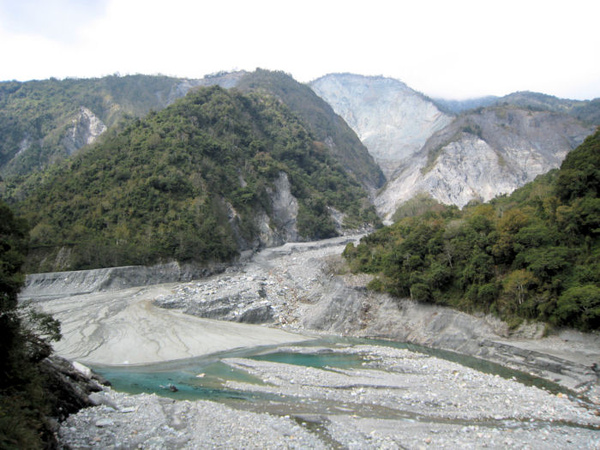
[59,343,600,449]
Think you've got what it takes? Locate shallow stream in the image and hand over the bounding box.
[92,337,569,408]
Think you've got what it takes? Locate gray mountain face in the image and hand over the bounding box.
[311,74,595,220]
[311,74,453,178]
[377,108,594,218]
[62,107,107,155]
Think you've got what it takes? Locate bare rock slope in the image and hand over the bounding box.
[311,74,595,220]
[376,107,594,216]
[311,73,452,178]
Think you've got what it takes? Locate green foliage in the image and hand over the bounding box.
[236,69,385,190]
[0,201,62,448]
[555,285,600,330]
[392,192,454,222]
[555,130,600,201]
[15,86,376,271]
[0,202,28,312]
[0,75,188,182]
[345,129,600,331]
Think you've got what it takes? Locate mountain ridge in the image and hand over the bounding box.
[2,70,598,240]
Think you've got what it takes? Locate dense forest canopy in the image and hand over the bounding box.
[344,129,600,331]
[236,69,385,190]
[16,86,379,272]
[0,70,384,204]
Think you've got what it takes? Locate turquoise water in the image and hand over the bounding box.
[91,337,569,404]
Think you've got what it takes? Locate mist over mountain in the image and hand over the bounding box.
[432,96,498,114]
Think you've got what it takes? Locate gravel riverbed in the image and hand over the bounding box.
[25,236,600,448]
[59,343,600,449]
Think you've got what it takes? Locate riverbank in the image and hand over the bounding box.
[25,283,309,366]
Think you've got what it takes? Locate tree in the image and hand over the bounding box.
[503,269,538,307]
[0,200,29,372]
[0,201,62,448]
[555,285,600,330]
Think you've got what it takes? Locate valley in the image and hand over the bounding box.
[22,236,600,448]
[3,69,600,448]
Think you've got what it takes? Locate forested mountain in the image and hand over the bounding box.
[344,129,600,331]
[16,86,380,272]
[0,69,598,278]
[237,70,385,191]
[0,75,206,179]
[0,70,383,202]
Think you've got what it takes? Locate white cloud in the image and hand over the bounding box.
[0,0,599,99]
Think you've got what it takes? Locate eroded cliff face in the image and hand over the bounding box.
[62,107,108,155]
[253,172,300,248]
[311,74,596,221]
[224,171,301,253]
[376,108,594,218]
[311,74,453,178]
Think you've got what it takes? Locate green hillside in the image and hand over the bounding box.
[0,75,194,179]
[236,69,385,190]
[17,85,379,272]
[0,70,383,206]
[344,129,600,331]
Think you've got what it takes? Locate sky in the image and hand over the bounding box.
[0,0,599,100]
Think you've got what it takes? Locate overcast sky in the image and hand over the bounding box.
[0,0,598,100]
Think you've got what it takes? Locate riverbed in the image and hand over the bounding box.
[23,236,600,448]
[59,340,600,448]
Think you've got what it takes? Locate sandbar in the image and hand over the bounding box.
[32,284,310,366]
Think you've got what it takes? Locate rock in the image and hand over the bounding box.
[95,418,114,428]
[237,305,274,324]
[72,361,93,379]
[311,73,595,221]
[21,261,228,300]
[89,392,119,410]
[62,107,107,155]
[311,74,452,178]
[38,356,101,421]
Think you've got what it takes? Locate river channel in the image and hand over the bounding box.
[92,336,585,419]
